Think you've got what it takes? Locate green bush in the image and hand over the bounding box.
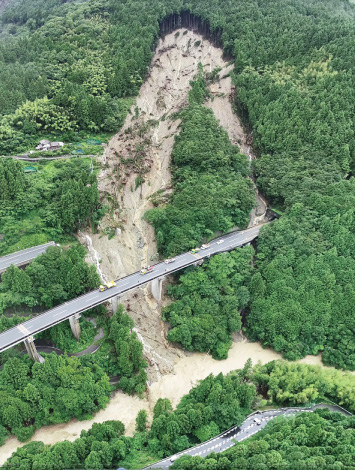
[164,246,254,359]
[145,100,254,256]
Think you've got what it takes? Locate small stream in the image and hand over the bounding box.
[79,231,108,284]
[134,328,162,382]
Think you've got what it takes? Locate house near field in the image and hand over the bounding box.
[36,140,64,151]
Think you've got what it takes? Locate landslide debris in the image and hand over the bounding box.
[80,29,266,382]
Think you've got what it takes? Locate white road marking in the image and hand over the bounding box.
[17,324,31,335]
[53,310,66,318]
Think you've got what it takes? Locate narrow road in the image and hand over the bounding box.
[146,404,352,469]
[0,154,97,161]
[21,319,104,357]
[0,226,262,353]
[0,242,56,273]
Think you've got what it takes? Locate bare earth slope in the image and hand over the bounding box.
[79,29,268,383]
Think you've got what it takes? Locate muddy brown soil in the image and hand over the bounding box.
[0,343,337,465]
[79,28,267,383]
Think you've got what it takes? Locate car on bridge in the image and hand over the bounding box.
[99,281,116,292]
[216,239,224,245]
[190,248,200,254]
[201,243,210,249]
[141,266,154,275]
[164,258,176,264]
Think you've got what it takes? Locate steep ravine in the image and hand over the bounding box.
[0,29,323,464]
[79,28,268,382]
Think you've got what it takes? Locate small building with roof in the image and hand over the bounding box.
[36,140,64,151]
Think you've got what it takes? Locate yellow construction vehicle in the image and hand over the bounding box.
[99,281,116,292]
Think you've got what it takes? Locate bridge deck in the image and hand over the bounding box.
[0,226,261,353]
[0,242,56,274]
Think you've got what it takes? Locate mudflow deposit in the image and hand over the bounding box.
[0,30,324,463]
[80,28,268,383]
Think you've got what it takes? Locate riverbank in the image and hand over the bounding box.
[0,340,333,465]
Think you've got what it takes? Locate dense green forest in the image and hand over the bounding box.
[145,70,255,255]
[236,0,355,368]
[145,74,254,256]
[0,304,148,444]
[145,97,255,256]
[172,409,355,470]
[4,360,355,469]
[163,246,254,359]
[0,354,111,444]
[0,158,100,254]
[3,362,257,468]
[0,0,134,154]
[0,245,98,314]
[246,182,355,369]
[84,304,148,396]
[0,244,147,442]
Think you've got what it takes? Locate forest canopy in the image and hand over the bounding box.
[4,360,355,468]
[145,98,254,256]
[163,246,254,359]
[0,158,100,254]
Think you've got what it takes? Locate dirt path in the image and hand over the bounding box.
[0,154,96,161]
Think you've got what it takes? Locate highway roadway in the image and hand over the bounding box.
[0,225,261,353]
[145,404,352,469]
[0,242,56,274]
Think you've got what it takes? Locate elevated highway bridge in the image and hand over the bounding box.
[0,225,261,360]
[0,242,56,274]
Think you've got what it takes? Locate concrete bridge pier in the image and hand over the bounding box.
[111,295,121,314]
[194,259,204,267]
[69,313,81,340]
[150,276,164,303]
[24,336,44,363]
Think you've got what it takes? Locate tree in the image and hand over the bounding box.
[84,450,103,470]
[163,246,254,358]
[136,409,148,432]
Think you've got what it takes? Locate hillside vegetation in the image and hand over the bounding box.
[162,246,254,359]
[4,360,355,469]
[145,75,254,256]
[0,303,147,444]
[0,158,100,254]
[172,409,355,470]
[0,0,354,372]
